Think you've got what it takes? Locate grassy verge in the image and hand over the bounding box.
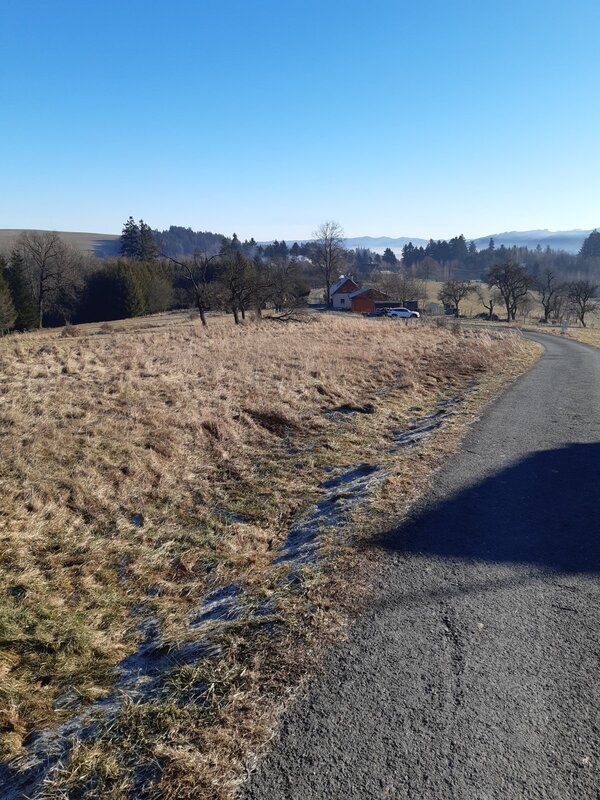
[529,323,600,348]
[0,314,540,797]
[464,315,600,349]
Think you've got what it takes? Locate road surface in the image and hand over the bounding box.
[241,332,600,800]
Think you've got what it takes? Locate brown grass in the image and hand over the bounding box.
[466,314,600,349]
[533,320,600,348]
[0,314,539,796]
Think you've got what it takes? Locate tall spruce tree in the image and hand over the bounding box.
[139,220,158,261]
[114,261,147,317]
[579,230,600,259]
[382,247,397,265]
[120,216,141,258]
[449,234,469,261]
[402,242,416,266]
[0,260,17,333]
[6,250,38,330]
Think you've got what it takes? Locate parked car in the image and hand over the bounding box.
[364,308,387,317]
[386,307,420,319]
[475,312,500,321]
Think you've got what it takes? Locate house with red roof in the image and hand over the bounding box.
[330,275,360,309]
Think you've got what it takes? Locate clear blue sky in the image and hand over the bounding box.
[1,0,599,241]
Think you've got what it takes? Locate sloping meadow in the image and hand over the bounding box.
[0,315,537,797]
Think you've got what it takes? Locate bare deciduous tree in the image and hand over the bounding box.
[475,285,502,320]
[373,267,424,306]
[312,221,345,307]
[163,251,220,326]
[568,279,598,327]
[16,231,76,327]
[519,292,534,322]
[437,279,475,318]
[534,269,565,323]
[220,251,257,324]
[486,262,533,321]
[414,256,440,282]
[263,258,308,318]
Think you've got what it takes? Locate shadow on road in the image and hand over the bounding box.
[371,443,600,575]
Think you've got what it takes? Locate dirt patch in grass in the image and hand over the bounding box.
[0,315,540,797]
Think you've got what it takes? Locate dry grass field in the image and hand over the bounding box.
[466,311,600,348]
[536,317,600,348]
[417,280,600,348]
[0,314,540,797]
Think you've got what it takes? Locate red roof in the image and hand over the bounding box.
[331,276,359,295]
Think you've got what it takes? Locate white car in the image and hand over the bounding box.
[386,307,420,319]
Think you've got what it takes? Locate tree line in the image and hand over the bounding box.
[436,264,598,326]
[118,221,600,286]
[0,219,358,333]
[400,232,600,284]
[0,225,312,333]
[1,221,598,333]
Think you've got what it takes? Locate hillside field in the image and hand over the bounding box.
[0,313,539,797]
[0,229,120,258]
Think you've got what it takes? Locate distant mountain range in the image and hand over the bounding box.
[472,228,597,255]
[340,235,429,250]
[340,229,597,255]
[0,226,596,258]
[264,228,598,255]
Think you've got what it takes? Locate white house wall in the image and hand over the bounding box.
[332,293,354,310]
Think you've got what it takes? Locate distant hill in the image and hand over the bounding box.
[0,227,223,259]
[342,229,598,255]
[472,229,597,254]
[342,235,429,251]
[272,229,597,255]
[0,229,120,257]
[260,235,429,253]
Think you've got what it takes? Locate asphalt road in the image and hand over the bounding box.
[241,332,600,800]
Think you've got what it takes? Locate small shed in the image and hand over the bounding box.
[350,287,388,314]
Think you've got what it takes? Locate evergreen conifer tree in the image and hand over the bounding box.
[382,247,397,265]
[114,262,146,317]
[120,216,141,258]
[139,220,158,261]
[579,230,600,259]
[6,250,38,330]
[0,261,16,333]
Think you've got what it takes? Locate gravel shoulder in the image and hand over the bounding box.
[240,331,600,800]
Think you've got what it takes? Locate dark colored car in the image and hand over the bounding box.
[475,312,500,321]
